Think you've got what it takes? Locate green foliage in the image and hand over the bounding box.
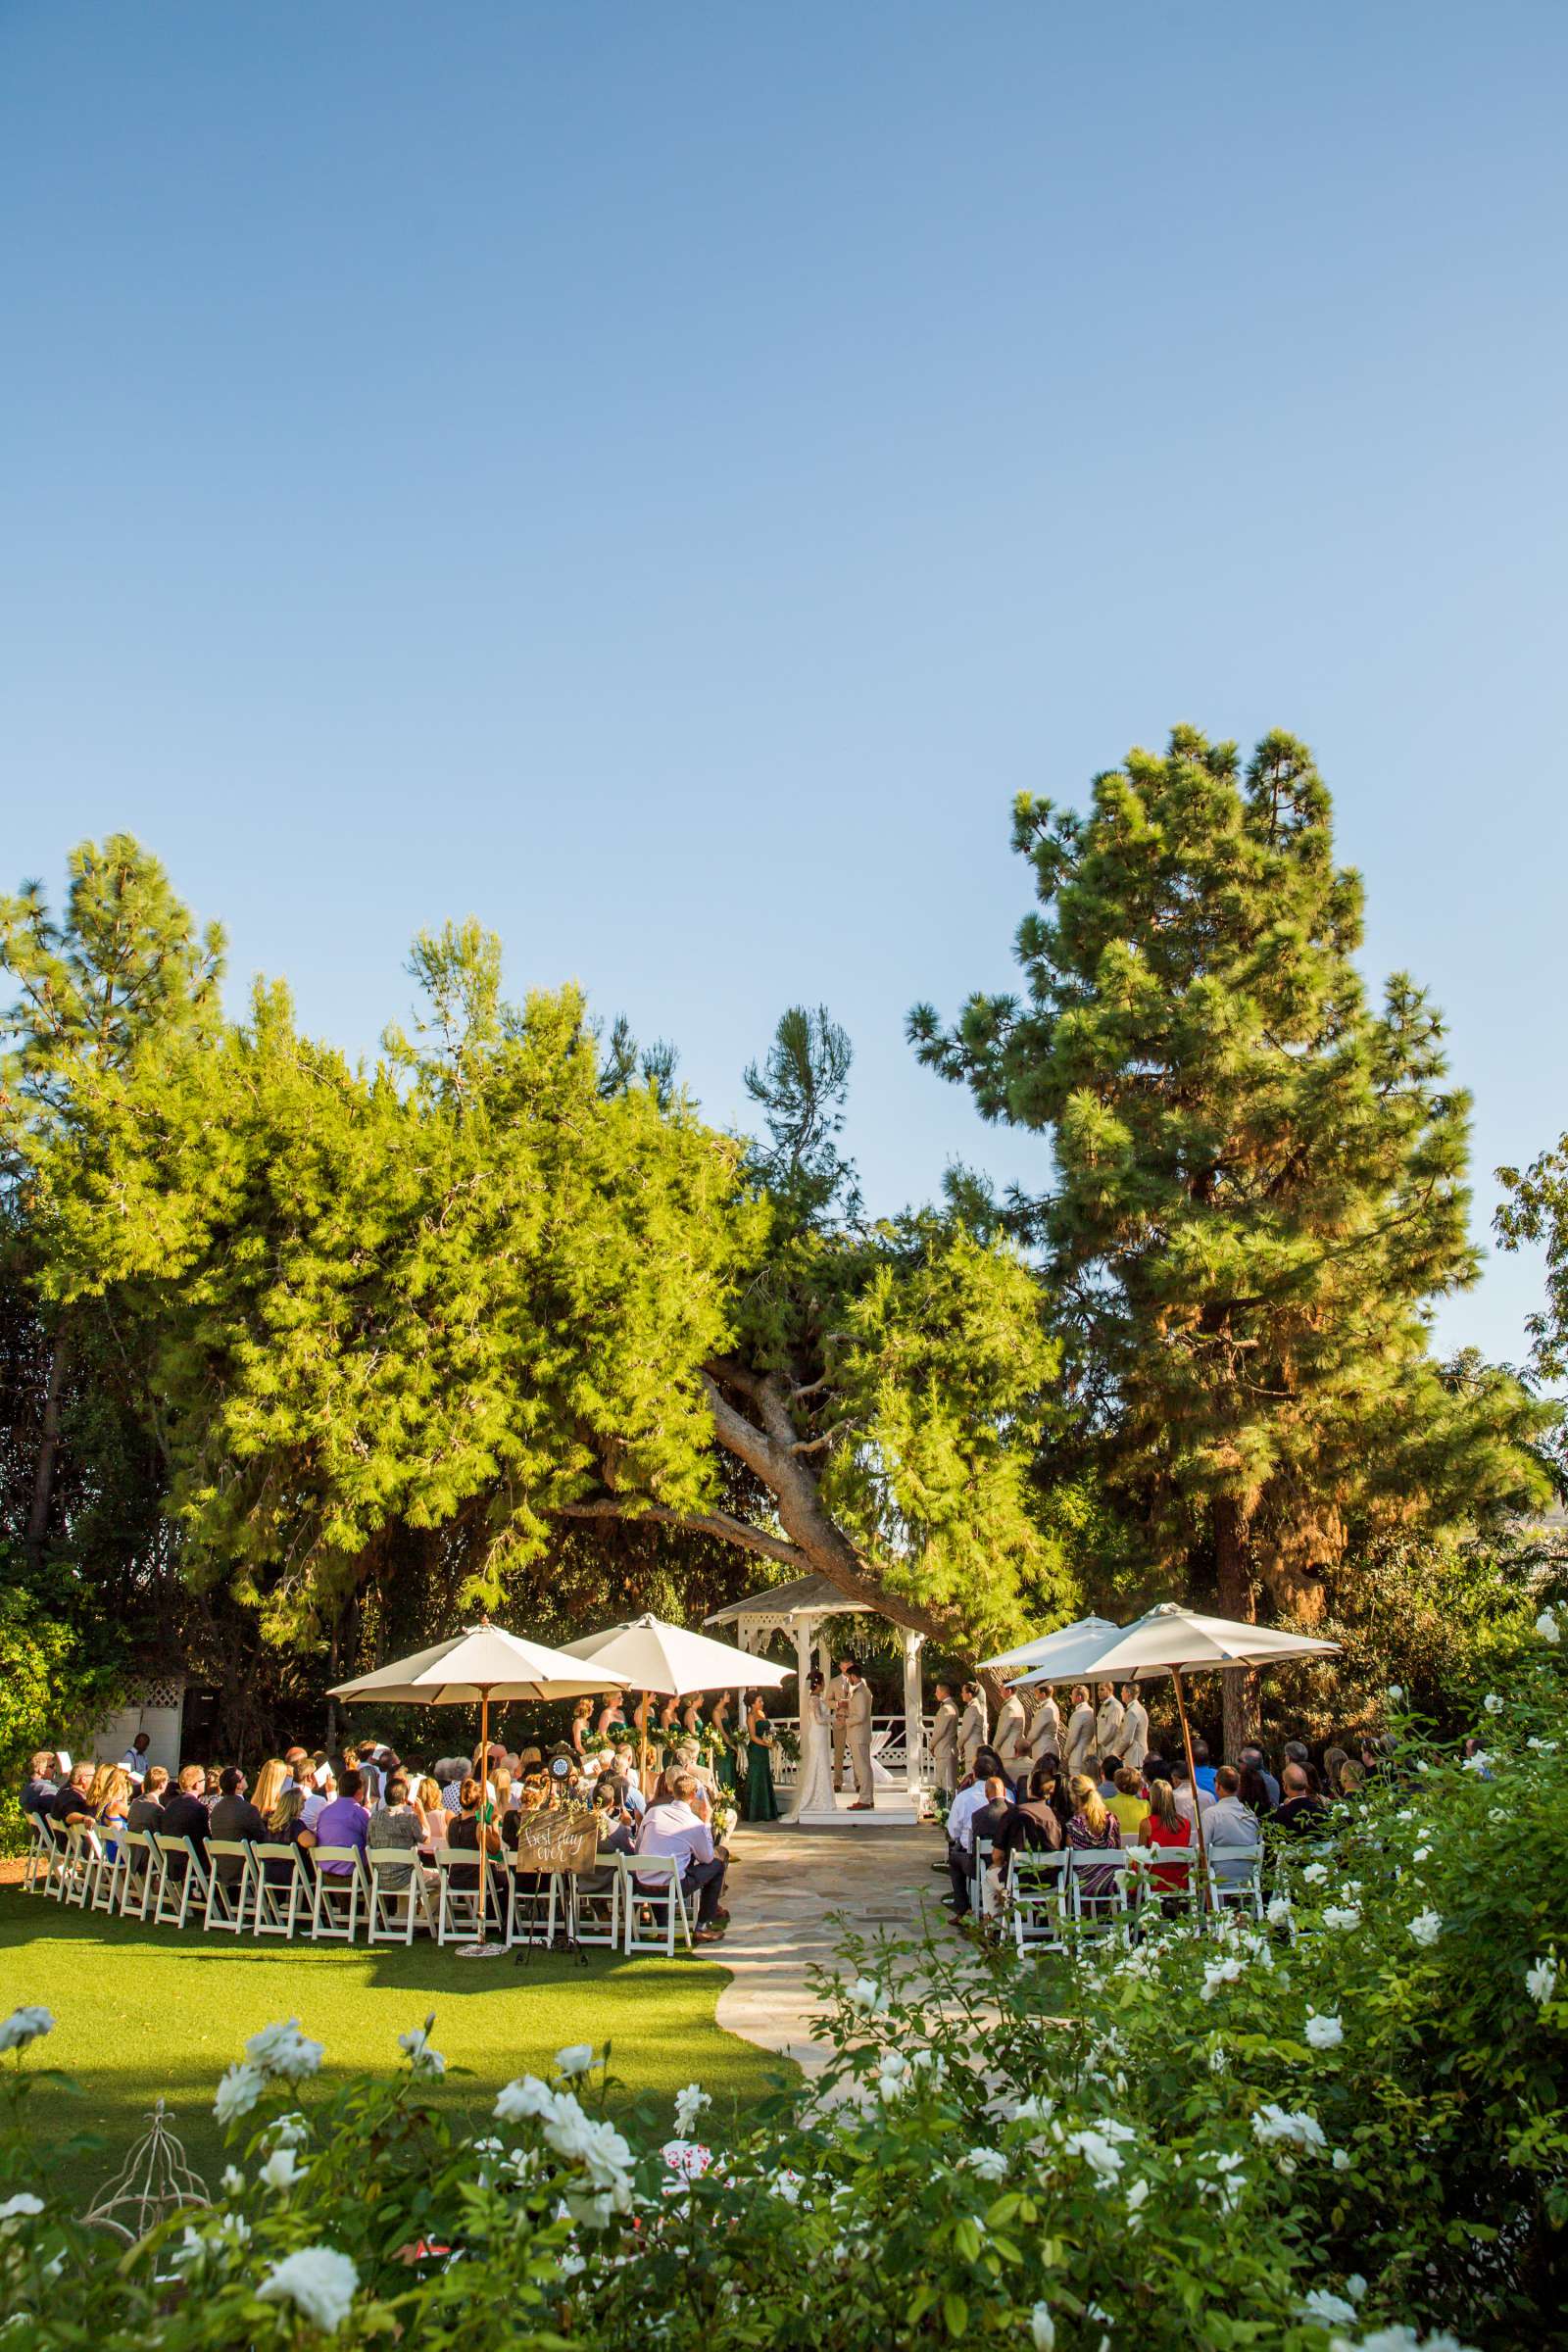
[9,1636,1565,2346]
[1496,1131,1568,1388]
[0,1542,125,1851]
[910,726,1548,1629]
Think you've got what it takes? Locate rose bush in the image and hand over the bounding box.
[1,1630,1563,2347]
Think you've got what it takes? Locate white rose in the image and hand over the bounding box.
[214,2062,266,2128]
[1525,1956,1558,2006]
[259,2146,305,2192]
[1304,2012,1345,2050]
[555,2043,595,2077]
[257,2246,359,2334]
[0,2008,54,2054]
[1301,2288,1357,2327]
[0,2193,45,2233]
[1030,2304,1056,2350]
[1483,1693,1504,1715]
[245,2019,323,2082]
[845,1976,890,2013]
[495,2075,556,2124]
[1535,1608,1561,1644]
[1407,1909,1443,1948]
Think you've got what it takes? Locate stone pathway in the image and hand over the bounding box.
[715,1816,950,2076]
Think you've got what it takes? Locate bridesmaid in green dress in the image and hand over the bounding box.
[743,1691,780,1823]
[710,1692,739,1799]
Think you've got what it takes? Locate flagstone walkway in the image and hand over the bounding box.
[715,1816,950,2076]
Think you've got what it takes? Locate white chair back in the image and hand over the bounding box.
[367,1848,436,1944]
[251,1842,310,1939]
[203,1840,258,1934]
[64,1824,100,1909]
[153,1834,210,1930]
[619,1852,692,1956]
[1067,1844,1134,1942]
[23,1812,53,1893]
[86,1826,129,1915]
[1205,1843,1264,1921]
[434,1847,495,1945]
[310,1846,368,1941]
[1006,1847,1070,1954]
[119,1827,165,1920]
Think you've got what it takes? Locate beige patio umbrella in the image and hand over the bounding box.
[1066,1603,1340,1892]
[979,1615,1123,1683]
[562,1613,792,1785]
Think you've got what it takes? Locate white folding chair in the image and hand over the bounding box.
[1007,1848,1071,1955]
[251,1843,310,1939]
[87,1827,130,1916]
[310,1846,368,1940]
[41,1820,74,1902]
[1206,1844,1264,1923]
[570,1866,621,1949]
[203,1840,258,1934]
[64,1824,105,1909]
[434,1849,495,1944]
[618,1854,693,1955]
[22,1813,53,1893]
[505,1854,556,1950]
[1068,1847,1134,1946]
[367,1848,437,1944]
[153,1834,211,1930]
[119,1828,165,1921]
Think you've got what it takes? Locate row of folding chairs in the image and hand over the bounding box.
[24,1814,694,1956]
[990,1842,1265,1954]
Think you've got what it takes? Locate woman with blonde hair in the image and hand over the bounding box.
[1065,1771,1123,1904]
[1137,1776,1194,1896]
[569,1698,594,1759]
[251,1759,288,1821]
[412,1775,448,1852]
[261,1786,317,1886]
[92,1764,131,1855]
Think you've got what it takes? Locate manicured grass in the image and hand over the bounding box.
[0,1892,789,2187]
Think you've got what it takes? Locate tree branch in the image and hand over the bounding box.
[552,1495,807,1572]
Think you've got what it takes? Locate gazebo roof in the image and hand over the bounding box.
[704,1573,877,1627]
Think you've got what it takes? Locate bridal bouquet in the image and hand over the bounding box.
[710,1801,739,1841]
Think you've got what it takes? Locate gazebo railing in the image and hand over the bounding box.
[760,1713,930,1789]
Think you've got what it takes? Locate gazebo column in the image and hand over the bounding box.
[794,1613,816,1742]
[902,1629,926,1796]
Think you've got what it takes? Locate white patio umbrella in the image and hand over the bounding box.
[563,1612,792,1782]
[979,1614,1124,1684]
[1066,1602,1340,1886]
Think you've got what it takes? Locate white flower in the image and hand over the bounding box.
[1267,1894,1293,1927]
[845,1976,890,2013]
[1200,1955,1245,2001]
[771,2168,805,2203]
[1412,1846,1431,1864]
[1030,2304,1056,2351]
[1483,1693,1504,1715]
[963,2145,1008,2182]
[0,2193,44,2233]
[214,2062,265,2127]
[262,2112,309,2151]
[555,2043,594,2077]
[1387,1685,1404,1701]
[1322,1905,1361,1933]
[398,2024,446,2075]
[1009,2091,1053,2125]
[673,2082,711,2136]
[1302,2288,1358,2326]
[1331,2333,1481,2352]
[661,2137,712,2183]
[495,2075,555,2124]
[1125,2178,1150,2219]
[1302,1861,1330,1886]
[1407,1909,1443,1948]
[259,2146,305,2192]
[1535,1608,1561,1644]
[0,2008,54,2054]
[1304,2012,1345,2050]
[1062,2127,1125,2180]
[257,2246,359,2334]
[1250,2102,1326,2153]
[1346,2275,1367,2303]
[1461,1751,1493,1775]
[875,2049,909,2101]
[1527,1736,1559,1753]
[220,2165,244,2195]
[244,2019,323,2082]
[1332,2148,1351,2173]
[1525,1956,1558,2006]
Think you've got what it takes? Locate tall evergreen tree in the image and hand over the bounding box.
[910,725,1544,1743]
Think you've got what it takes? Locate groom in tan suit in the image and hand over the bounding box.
[845,1662,874,1810]
[828,1657,856,1791]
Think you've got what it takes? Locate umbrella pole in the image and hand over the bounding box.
[1169,1667,1211,1925]
[638,1690,649,1793]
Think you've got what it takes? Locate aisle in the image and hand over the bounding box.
[715,1817,943,2075]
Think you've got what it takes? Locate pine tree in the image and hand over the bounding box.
[910,725,1544,1745]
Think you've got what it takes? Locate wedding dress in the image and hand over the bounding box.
[788,1693,835,1819]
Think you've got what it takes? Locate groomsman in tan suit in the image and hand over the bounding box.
[845,1663,874,1809]
[929,1682,959,1795]
[1095,1682,1125,1762]
[1118,1682,1150,1774]
[957,1682,988,1775]
[1062,1684,1097,1778]
[1027,1685,1062,1765]
[993,1681,1029,1789]
[828,1657,855,1791]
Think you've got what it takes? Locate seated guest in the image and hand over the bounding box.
[202,1766,222,1807]
[1095,1754,1122,1802]
[952,1774,1012,1917]
[302,1762,336,1832]
[313,1767,371,1874]
[160,1764,215,1858]
[250,1759,289,1821]
[209,1766,270,1880]
[412,1775,448,1852]
[1239,1743,1281,1809]
[1106,1766,1149,1843]
[1136,1776,1194,1887]
[1323,1743,1350,1796]
[92,1766,132,1855]
[127,1766,170,1833]
[446,1777,503,1883]
[999,1764,1066,1858]
[22,1752,59,1822]
[1270,1761,1334,1838]
[261,1788,317,1885]
[1338,1759,1366,1798]
[1204,1765,1262,1882]
[1237,1759,1275,1819]
[368,1773,433,1892]
[611,1742,646,1815]
[635,1769,728,1941]
[1191,1738,1218,1797]
[1065,1773,1124,1900]
[1169,1759,1213,1828]
[281,1746,312,1791]
[51,1762,99,1828]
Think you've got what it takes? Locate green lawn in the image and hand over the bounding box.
[0,1890,790,2187]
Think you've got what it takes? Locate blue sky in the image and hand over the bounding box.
[3,4,1564,1366]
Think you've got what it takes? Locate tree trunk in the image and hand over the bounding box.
[24,1321,71,1576]
[1213,1493,1259,1760]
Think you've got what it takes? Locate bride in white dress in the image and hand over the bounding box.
[788,1669,835,1820]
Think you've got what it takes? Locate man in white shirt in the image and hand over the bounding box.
[1062,1686,1098,1778]
[1170,1760,1213,1828]
[1118,1684,1150,1774]
[946,1770,1014,1915]
[635,1771,727,1939]
[119,1733,152,1785]
[302,1764,336,1832]
[1094,1683,1124,1760]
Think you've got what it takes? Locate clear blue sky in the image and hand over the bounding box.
[4,5,1564,1366]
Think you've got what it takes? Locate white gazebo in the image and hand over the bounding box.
[705,1573,930,1825]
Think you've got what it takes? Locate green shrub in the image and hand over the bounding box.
[2,1620,1564,2347]
[0,1544,125,1853]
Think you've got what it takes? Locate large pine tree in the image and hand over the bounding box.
[910,725,1543,1742]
